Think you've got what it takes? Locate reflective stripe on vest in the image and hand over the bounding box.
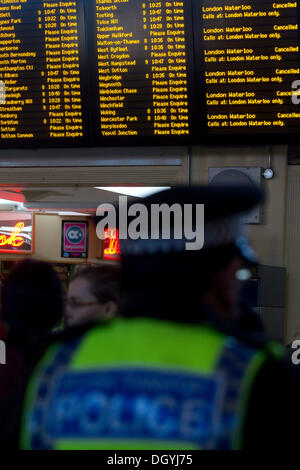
[20,318,273,450]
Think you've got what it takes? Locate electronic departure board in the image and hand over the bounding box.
[0,0,88,146]
[85,0,194,143]
[1,0,300,147]
[194,0,300,143]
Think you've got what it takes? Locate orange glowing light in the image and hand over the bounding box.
[0,222,25,247]
[103,228,120,259]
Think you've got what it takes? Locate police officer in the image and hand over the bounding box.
[15,186,300,449]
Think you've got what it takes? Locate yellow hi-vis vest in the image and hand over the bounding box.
[20,317,282,450]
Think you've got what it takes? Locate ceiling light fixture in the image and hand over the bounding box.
[0,199,25,211]
[94,186,171,198]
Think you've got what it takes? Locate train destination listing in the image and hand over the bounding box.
[199,0,300,134]
[0,0,85,142]
[1,0,300,146]
[89,0,191,139]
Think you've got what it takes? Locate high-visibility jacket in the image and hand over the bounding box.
[20,317,282,450]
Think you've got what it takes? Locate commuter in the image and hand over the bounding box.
[0,259,64,425]
[0,278,4,339]
[8,187,300,449]
[1,259,64,352]
[64,265,119,328]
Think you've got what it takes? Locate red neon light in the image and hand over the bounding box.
[0,222,25,247]
[103,228,120,260]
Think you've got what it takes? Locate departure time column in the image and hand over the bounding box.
[165,0,189,136]
[143,0,189,137]
[60,0,83,138]
[41,0,83,139]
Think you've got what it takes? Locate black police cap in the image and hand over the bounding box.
[140,185,264,220]
[118,184,264,264]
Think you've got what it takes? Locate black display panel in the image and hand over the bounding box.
[0,0,89,147]
[1,0,300,147]
[193,0,300,144]
[85,0,195,145]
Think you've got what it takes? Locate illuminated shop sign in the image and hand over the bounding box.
[0,212,34,253]
[62,221,88,259]
[103,228,120,261]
